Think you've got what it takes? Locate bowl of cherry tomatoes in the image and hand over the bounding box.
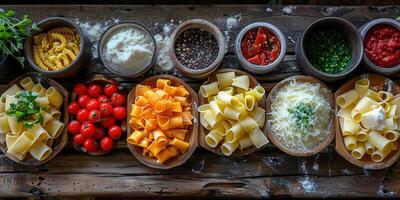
[67,75,127,155]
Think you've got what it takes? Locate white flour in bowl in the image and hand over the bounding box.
[103,27,154,69]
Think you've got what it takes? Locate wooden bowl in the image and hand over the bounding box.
[266,75,334,157]
[127,75,198,169]
[169,19,225,79]
[334,74,400,169]
[198,69,268,156]
[0,72,68,165]
[70,74,126,156]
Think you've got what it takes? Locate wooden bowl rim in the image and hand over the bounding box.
[0,72,68,165]
[70,74,123,156]
[266,75,335,157]
[126,74,199,169]
[334,73,400,169]
[198,68,268,157]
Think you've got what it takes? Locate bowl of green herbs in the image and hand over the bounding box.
[0,9,39,79]
[296,17,363,82]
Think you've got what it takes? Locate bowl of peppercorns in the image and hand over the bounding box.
[235,22,286,74]
[359,18,400,76]
[169,19,225,79]
[296,17,363,82]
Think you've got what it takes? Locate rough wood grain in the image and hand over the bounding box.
[0,4,399,198]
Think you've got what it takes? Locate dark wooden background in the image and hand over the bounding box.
[0,4,399,200]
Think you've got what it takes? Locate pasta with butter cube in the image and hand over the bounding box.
[199,72,269,156]
[0,76,65,162]
[337,77,400,163]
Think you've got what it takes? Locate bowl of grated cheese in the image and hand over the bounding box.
[266,75,334,157]
[99,22,156,79]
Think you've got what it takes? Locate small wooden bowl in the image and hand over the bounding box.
[127,75,198,169]
[70,74,126,156]
[0,72,68,165]
[334,74,400,169]
[266,75,334,157]
[198,69,268,156]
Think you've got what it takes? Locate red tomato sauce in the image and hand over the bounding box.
[364,24,400,68]
[240,27,281,66]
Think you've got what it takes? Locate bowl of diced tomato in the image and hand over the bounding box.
[235,22,286,74]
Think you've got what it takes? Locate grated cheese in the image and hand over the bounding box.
[269,81,332,152]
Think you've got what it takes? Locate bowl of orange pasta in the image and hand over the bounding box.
[198,69,269,156]
[335,74,400,169]
[0,73,68,165]
[126,75,198,169]
[24,17,89,78]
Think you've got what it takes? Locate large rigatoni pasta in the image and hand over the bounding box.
[199,72,269,156]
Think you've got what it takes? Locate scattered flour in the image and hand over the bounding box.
[312,155,319,171]
[282,5,296,15]
[153,23,177,72]
[322,7,338,16]
[300,159,308,174]
[224,14,242,53]
[298,176,317,194]
[266,7,273,13]
[377,184,397,197]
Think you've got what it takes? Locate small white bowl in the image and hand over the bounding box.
[235,22,286,74]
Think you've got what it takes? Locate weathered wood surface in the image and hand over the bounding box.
[0,4,400,198]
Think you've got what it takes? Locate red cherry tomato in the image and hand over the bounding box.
[76,109,89,123]
[101,116,116,129]
[78,95,90,107]
[113,106,126,120]
[88,84,102,98]
[97,95,109,103]
[94,128,106,140]
[100,136,114,152]
[73,133,86,145]
[108,125,122,139]
[67,120,81,135]
[73,83,88,96]
[99,102,113,116]
[86,98,100,111]
[67,102,81,115]
[111,93,125,107]
[104,83,118,97]
[84,138,98,152]
[81,122,96,138]
[88,109,102,123]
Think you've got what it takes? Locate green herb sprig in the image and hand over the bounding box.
[288,102,316,136]
[6,91,47,129]
[0,8,40,66]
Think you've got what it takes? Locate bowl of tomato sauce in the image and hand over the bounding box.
[235,22,286,74]
[360,18,400,76]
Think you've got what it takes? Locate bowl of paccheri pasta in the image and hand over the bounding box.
[335,74,400,169]
[24,17,89,78]
[198,69,269,156]
[126,75,198,169]
[266,75,334,157]
[0,73,68,165]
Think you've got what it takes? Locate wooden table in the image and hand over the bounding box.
[1,4,400,199]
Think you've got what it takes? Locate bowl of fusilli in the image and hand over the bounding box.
[24,17,89,78]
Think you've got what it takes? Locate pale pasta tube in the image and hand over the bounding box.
[337,104,355,119]
[384,130,400,141]
[8,131,36,155]
[35,96,50,106]
[389,94,400,106]
[20,77,35,91]
[32,83,46,96]
[238,135,253,150]
[336,89,358,108]
[200,112,211,130]
[223,106,241,121]
[198,104,211,113]
[371,149,391,162]
[46,87,63,108]
[226,123,245,143]
[378,91,394,102]
[216,92,240,106]
[7,115,22,135]
[232,75,250,92]
[356,130,368,142]
[368,131,391,151]
[5,134,18,147]
[0,113,10,133]
[351,97,379,122]
[244,94,255,111]
[351,143,366,159]
[248,106,265,126]
[238,116,258,132]
[379,101,390,113]
[30,124,48,142]
[0,96,5,112]
[340,117,360,136]
[43,119,65,139]
[235,93,245,103]
[249,127,269,149]
[365,142,375,155]
[390,141,398,151]
[1,84,21,99]
[385,117,397,131]
[344,135,357,150]
[246,85,265,102]
[41,111,53,126]
[49,109,61,120]
[354,79,369,97]
[209,100,223,121]
[387,105,396,119]
[221,141,239,156]
[29,141,52,161]
[222,87,234,95]
[216,71,235,89]
[365,89,379,101]
[205,131,223,148]
[200,81,219,98]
